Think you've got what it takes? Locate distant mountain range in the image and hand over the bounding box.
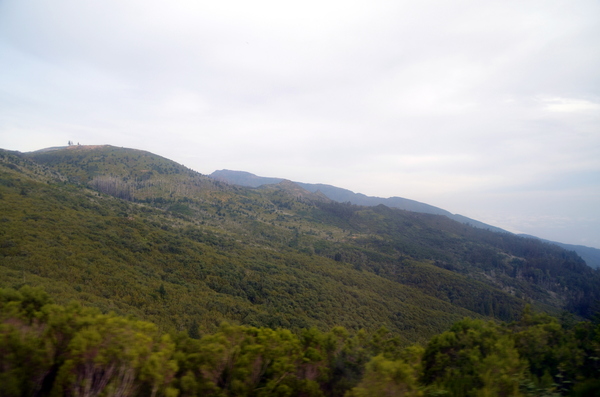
[517,235,600,271]
[210,169,600,269]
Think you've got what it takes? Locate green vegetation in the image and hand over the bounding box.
[2,286,599,396]
[2,144,600,394]
[1,148,475,338]
[3,146,600,335]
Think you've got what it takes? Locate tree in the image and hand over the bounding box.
[347,350,423,397]
[420,318,526,396]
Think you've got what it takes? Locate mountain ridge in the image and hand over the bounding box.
[210,169,599,268]
[2,145,599,342]
[210,170,504,230]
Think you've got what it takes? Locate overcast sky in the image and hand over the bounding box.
[1,0,599,248]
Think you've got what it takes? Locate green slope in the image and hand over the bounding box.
[0,148,477,341]
[1,146,598,343]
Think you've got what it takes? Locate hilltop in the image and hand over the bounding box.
[0,145,598,341]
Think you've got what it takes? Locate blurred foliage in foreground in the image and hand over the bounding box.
[2,286,600,397]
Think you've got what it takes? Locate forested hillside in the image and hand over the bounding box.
[2,286,599,396]
[1,145,599,338]
[2,145,600,396]
[210,169,508,233]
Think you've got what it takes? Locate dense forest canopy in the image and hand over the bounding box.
[1,145,600,395]
[1,286,599,396]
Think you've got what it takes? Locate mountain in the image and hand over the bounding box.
[1,145,599,342]
[210,170,506,232]
[210,169,596,265]
[518,234,600,269]
[3,145,600,397]
[210,170,451,214]
[560,243,600,269]
[211,169,285,188]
